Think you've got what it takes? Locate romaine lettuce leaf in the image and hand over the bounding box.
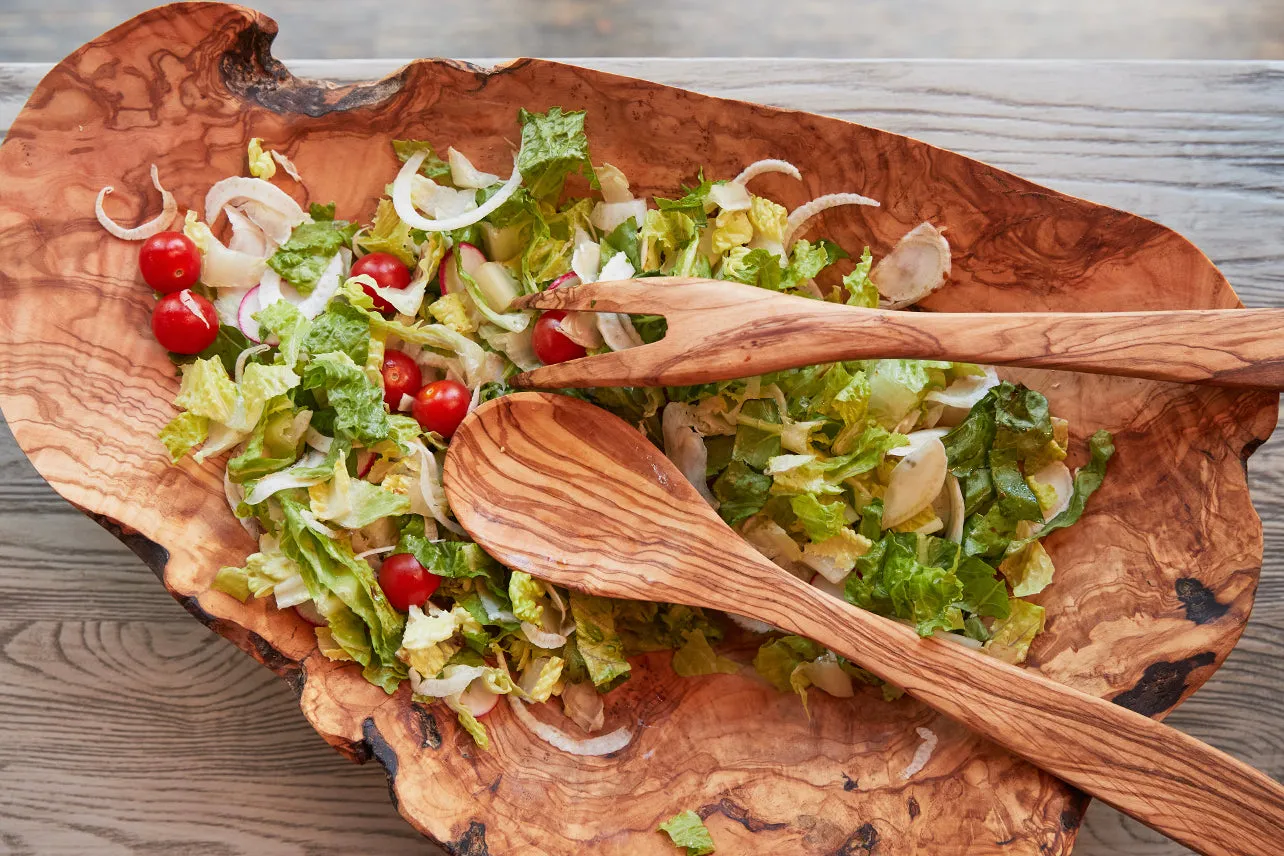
[357,198,418,267]
[983,599,1045,664]
[392,140,452,180]
[781,239,847,290]
[301,351,390,445]
[640,208,698,272]
[710,209,752,255]
[711,460,772,527]
[160,412,209,462]
[508,571,544,624]
[600,216,642,271]
[748,195,787,244]
[999,538,1055,597]
[658,810,715,856]
[843,248,877,308]
[174,357,237,423]
[671,629,739,677]
[268,219,358,293]
[753,635,824,692]
[790,493,848,542]
[1006,429,1115,553]
[255,300,309,369]
[717,246,783,291]
[655,172,713,226]
[309,460,411,529]
[570,591,630,688]
[302,300,370,367]
[517,107,592,200]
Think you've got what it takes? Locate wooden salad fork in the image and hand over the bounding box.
[443,392,1284,856]
[511,277,1284,389]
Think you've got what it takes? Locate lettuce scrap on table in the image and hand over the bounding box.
[137,107,1115,755]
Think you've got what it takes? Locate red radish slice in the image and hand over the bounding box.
[237,285,263,343]
[439,242,487,294]
[356,450,375,478]
[295,601,326,626]
[458,680,500,718]
[548,272,580,290]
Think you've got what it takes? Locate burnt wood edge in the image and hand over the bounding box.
[216,7,523,117]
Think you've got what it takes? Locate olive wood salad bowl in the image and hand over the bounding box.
[0,4,1276,855]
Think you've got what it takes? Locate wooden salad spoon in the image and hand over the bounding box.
[510,277,1284,389]
[442,391,1284,856]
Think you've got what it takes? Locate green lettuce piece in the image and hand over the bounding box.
[718,246,783,291]
[357,198,418,267]
[984,599,1045,664]
[843,247,878,308]
[671,630,740,677]
[846,532,963,636]
[391,140,452,180]
[267,219,359,293]
[813,363,870,430]
[247,138,274,178]
[640,208,698,272]
[658,810,715,856]
[1006,429,1115,553]
[753,635,824,693]
[278,496,405,679]
[989,448,1044,522]
[394,520,505,595]
[428,293,476,334]
[230,362,301,433]
[168,323,253,375]
[302,301,371,367]
[712,460,772,527]
[508,571,544,624]
[310,202,336,221]
[858,499,884,541]
[174,357,237,423]
[445,695,491,750]
[709,209,752,255]
[867,359,944,429]
[308,460,411,529]
[765,454,842,496]
[600,216,642,271]
[781,239,847,290]
[732,399,781,468]
[243,548,304,598]
[301,352,389,445]
[655,171,713,225]
[943,395,997,476]
[570,591,631,688]
[999,538,1056,598]
[254,300,309,368]
[318,594,376,666]
[993,384,1053,458]
[748,195,787,244]
[790,493,848,542]
[955,556,1012,619]
[960,469,995,516]
[160,412,209,462]
[212,566,251,602]
[962,503,1019,558]
[517,107,592,200]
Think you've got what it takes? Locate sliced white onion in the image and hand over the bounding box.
[508,697,633,756]
[662,403,718,509]
[178,290,212,330]
[354,545,395,563]
[594,163,633,204]
[590,199,647,234]
[520,620,569,649]
[809,573,846,600]
[448,147,500,189]
[784,192,880,248]
[561,681,605,733]
[597,313,644,352]
[225,207,270,256]
[882,437,948,529]
[273,573,312,608]
[477,584,518,625]
[242,449,329,506]
[887,428,952,458]
[295,252,346,318]
[410,664,487,699]
[571,232,602,284]
[199,232,267,289]
[945,474,965,542]
[393,151,521,233]
[299,509,339,538]
[927,366,1000,412]
[222,467,260,537]
[552,312,605,350]
[934,629,983,650]
[900,726,938,780]
[303,428,332,454]
[709,182,752,212]
[271,150,302,182]
[195,423,247,463]
[732,158,803,186]
[233,343,270,384]
[873,222,952,309]
[796,653,855,698]
[411,441,467,536]
[94,164,177,241]
[204,176,305,229]
[1027,460,1074,521]
[355,268,429,317]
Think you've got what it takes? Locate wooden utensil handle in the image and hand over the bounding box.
[807,306,1284,389]
[759,573,1284,856]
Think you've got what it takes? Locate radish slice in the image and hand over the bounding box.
[95,164,176,241]
[295,601,326,626]
[508,697,633,756]
[548,272,580,290]
[439,242,487,295]
[732,159,803,186]
[784,192,880,248]
[237,286,264,342]
[393,150,521,232]
[355,450,375,478]
[458,679,500,718]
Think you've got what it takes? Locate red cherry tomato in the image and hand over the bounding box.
[412,379,470,437]
[352,252,411,313]
[532,310,587,365]
[152,289,219,354]
[139,231,201,294]
[378,553,441,612]
[380,349,422,409]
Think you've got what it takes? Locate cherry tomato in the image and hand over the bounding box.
[381,349,422,409]
[152,289,218,354]
[352,251,411,313]
[378,553,441,612]
[139,231,201,294]
[412,379,470,437]
[532,310,587,365]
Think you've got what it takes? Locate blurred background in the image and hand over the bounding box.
[3,0,1284,60]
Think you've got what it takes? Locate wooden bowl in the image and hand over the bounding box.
[0,5,1275,854]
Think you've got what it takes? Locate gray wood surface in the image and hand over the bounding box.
[1,58,1282,856]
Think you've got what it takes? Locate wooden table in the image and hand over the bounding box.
[1,58,1281,856]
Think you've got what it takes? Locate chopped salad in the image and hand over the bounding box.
[97,107,1113,756]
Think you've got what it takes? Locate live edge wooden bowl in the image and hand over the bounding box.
[0,5,1275,855]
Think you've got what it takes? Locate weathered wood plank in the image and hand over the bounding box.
[1,59,1282,856]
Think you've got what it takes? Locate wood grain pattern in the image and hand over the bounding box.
[0,15,1280,856]
[445,391,1284,856]
[515,278,1284,389]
